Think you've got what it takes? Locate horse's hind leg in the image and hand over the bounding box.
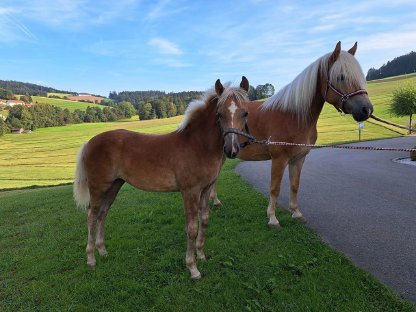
[288,156,307,223]
[95,179,125,256]
[267,157,287,229]
[86,200,100,267]
[196,186,211,261]
[209,181,221,206]
[182,188,201,279]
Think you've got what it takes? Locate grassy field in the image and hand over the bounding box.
[0,160,414,311]
[32,96,104,111]
[47,92,72,98]
[1,74,414,190]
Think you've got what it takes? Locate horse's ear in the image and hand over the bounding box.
[348,42,357,56]
[215,79,224,96]
[240,76,249,92]
[329,41,341,66]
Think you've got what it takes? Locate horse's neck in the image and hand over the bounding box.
[180,108,224,156]
[309,93,325,125]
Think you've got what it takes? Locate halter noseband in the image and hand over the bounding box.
[324,79,368,113]
[222,122,254,148]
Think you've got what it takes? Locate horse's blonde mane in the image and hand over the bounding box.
[177,83,248,131]
[262,50,366,120]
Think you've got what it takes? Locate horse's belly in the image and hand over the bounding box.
[122,169,179,192]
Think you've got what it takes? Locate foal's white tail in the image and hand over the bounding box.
[73,143,90,209]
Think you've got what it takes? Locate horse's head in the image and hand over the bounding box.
[215,76,249,159]
[324,42,373,122]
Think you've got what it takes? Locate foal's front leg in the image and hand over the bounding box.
[208,181,222,206]
[182,189,201,279]
[196,187,211,261]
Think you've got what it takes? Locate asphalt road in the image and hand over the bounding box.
[235,136,416,303]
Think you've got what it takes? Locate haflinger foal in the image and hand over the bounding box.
[73,77,250,279]
[210,42,373,228]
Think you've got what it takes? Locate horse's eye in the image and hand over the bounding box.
[337,74,345,82]
[216,112,223,119]
[242,111,249,118]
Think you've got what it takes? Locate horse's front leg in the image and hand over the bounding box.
[182,188,202,279]
[288,155,307,223]
[196,186,211,261]
[267,157,287,229]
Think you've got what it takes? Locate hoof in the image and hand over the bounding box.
[293,216,307,223]
[268,222,282,230]
[197,254,207,261]
[87,259,96,267]
[191,271,202,280]
[97,247,108,257]
[213,200,222,206]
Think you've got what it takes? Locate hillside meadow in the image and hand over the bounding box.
[32,96,104,112]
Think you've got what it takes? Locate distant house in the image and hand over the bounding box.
[11,128,24,134]
[6,100,26,107]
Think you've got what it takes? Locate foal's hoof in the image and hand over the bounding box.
[268,222,282,230]
[293,216,307,223]
[87,259,96,267]
[213,200,222,206]
[97,248,108,257]
[191,271,202,280]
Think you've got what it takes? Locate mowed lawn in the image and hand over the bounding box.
[0,160,414,311]
[1,74,414,190]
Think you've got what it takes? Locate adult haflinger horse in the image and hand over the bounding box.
[73,77,250,279]
[211,42,373,228]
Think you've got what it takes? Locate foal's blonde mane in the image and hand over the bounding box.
[177,83,248,131]
[262,50,366,120]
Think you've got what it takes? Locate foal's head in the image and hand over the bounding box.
[324,42,373,122]
[215,76,249,158]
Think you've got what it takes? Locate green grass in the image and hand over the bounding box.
[32,96,104,111]
[0,74,414,190]
[0,160,414,311]
[47,92,72,98]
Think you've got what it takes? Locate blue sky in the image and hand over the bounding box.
[0,0,415,97]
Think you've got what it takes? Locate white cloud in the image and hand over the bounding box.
[148,38,183,55]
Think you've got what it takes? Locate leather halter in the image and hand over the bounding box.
[222,122,254,148]
[324,79,368,113]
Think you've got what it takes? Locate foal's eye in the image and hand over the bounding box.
[216,112,223,119]
[337,74,345,82]
[242,111,249,118]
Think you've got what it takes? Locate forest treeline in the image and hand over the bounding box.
[366,51,416,81]
[0,80,73,97]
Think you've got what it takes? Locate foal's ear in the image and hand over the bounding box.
[348,42,358,56]
[215,79,224,96]
[329,41,341,66]
[240,76,249,92]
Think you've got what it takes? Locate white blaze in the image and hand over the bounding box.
[228,101,238,154]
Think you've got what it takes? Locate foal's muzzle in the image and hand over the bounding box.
[223,133,240,159]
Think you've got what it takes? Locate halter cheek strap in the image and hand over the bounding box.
[324,80,368,113]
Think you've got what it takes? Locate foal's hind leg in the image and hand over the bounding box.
[196,187,211,261]
[288,156,307,223]
[182,188,201,279]
[95,179,125,256]
[267,158,287,229]
[86,200,100,267]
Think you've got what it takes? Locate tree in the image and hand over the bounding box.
[390,84,416,133]
[248,85,257,100]
[117,101,136,118]
[0,118,9,136]
[255,83,275,99]
[0,88,16,100]
[167,102,177,117]
[20,95,33,103]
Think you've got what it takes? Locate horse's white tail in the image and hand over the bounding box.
[73,143,90,209]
